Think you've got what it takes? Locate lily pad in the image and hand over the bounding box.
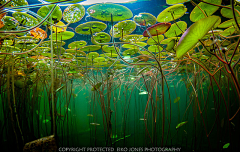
[157,4,187,22]
[148,45,163,52]
[166,0,190,5]
[68,41,87,49]
[0,45,21,53]
[110,20,136,38]
[102,45,119,53]
[143,23,171,37]
[37,5,62,25]
[15,36,39,44]
[49,31,74,41]
[190,0,221,22]
[221,5,240,18]
[123,49,138,56]
[87,3,133,22]
[80,45,101,52]
[164,21,187,38]
[63,4,85,23]
[218,17,240,28]
[147,35,164,45]
[134,13,156,26]
[176,16,220,58]
[12,12,39,27]
[0,16,19,31]
[87,52,99,59]
[120,34,148,42]
[75,21,107,35]
[41,40,65,47]
[122,42,147,49]
[91,32,111,45]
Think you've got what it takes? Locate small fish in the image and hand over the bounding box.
[139,118,147,121]
[139,91,148,95]
[87,114,93,117]
[90,123,100,126]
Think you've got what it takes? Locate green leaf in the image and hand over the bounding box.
[190,0,221,22]
[176,16,220,58]
[174,97,180,103]
[176,121,188,129]
[223,143,230,149]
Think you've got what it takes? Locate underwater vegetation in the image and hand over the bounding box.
[0,0,240,151]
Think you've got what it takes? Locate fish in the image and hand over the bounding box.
[139,91,148,95]
[87,114,93,117]
[90,123,100,126]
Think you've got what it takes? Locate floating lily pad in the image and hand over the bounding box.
[164,21,187,38]
[87,52,99,59]
[134,13,156,26]
[2,40,13,46]
[50,21,67,33]
[37,5,62,25]
[62,53,74,59]
[75,21,107,35]
[0,16,19,31]
[104,53,118,58]
[176,16,220,58]
[53,47,65,55]
[110,20,136,38]
[94,57,105,62]
[0,0,28,11]
[12,12,39,27]
[122,42,147,49]
[49,31,74,41]
[221,5,240,18]
[143,23,171,37]
[123,48,138,56]
[120,34,148,42]
[68,41,87,49]
[102,45,119,53]
[30,27,47,39]
[190,0,221,22]
[161,37,179,44]
[148,45,163,52]
[157,4,187,22]
[218,17,240,28]
[0,45,21,53]
[35,47,51,53]
[220,26,237,36]
[41,40,65,47]
[15,36,39,44]
[87,3,133,22]
[80,45,101,52]
[166,0,190,5]
[63,4,85,23]
[15,43,37,51]
[147,35,164,45]
[91,32,111,45]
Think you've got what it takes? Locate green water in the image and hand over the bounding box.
[0,0,240,152]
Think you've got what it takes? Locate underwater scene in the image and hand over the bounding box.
[0,0,240,151]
